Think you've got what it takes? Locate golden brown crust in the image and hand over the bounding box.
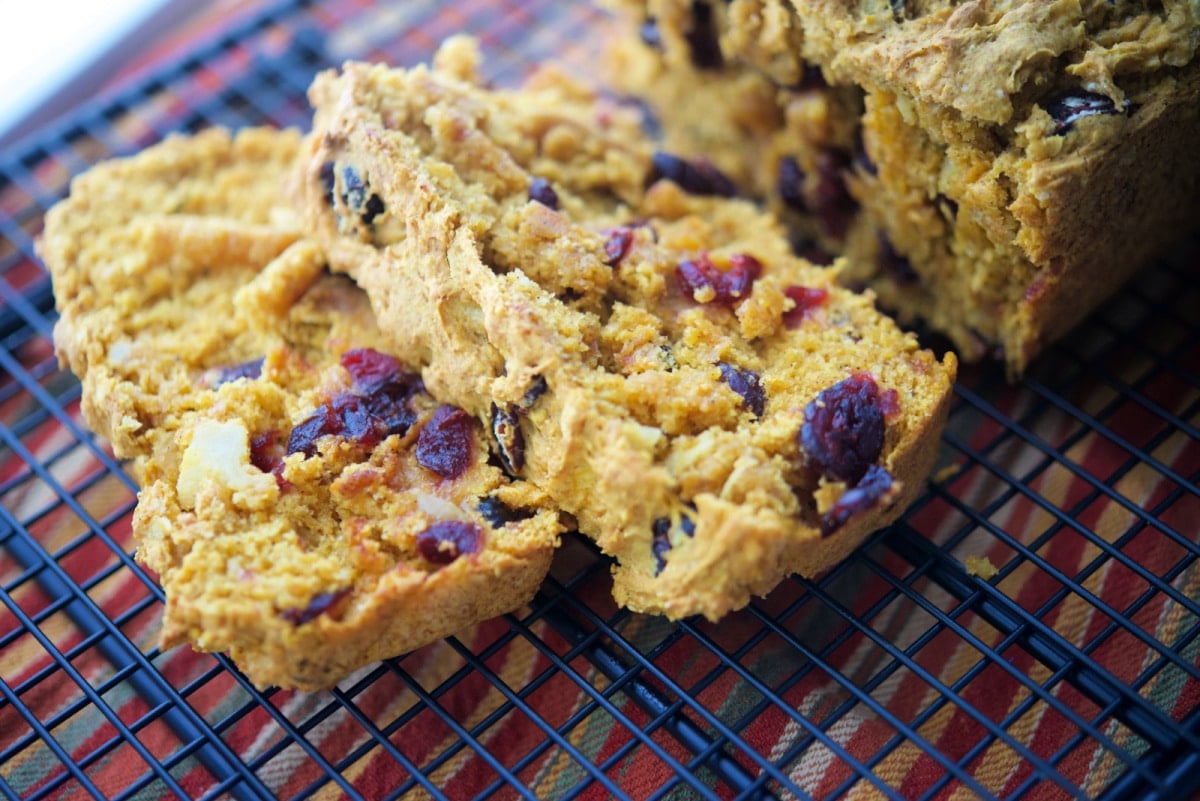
[296,46,955,621]
[40,128,561,690]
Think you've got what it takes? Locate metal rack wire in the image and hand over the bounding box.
[2,1,1197,798]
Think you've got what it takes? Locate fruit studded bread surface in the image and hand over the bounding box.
[294,40,956,621]
[40,128,561,690]
[604,0,1200,373]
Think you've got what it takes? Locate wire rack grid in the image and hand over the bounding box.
[1,1,1198,799]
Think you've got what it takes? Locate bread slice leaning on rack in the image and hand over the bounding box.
[292,39,957,621]
[39,127,562,690]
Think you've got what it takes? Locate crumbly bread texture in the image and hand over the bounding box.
[604,0,1200,374]
[41,127,561,690]
[294,41,956,621]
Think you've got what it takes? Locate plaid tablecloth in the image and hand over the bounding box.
[2,2,1198,799]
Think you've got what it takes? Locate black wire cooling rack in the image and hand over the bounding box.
[2,1,1198,799]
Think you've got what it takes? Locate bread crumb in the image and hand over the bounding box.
[964,555,999,580]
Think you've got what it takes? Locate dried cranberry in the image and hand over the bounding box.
[208,358,263,387]
[800,373,887,485]
[280,588,350,626]
[651,152,737,197]
[684,1,723,69]
[783,285,829,328]
[340,165,385,224]
[718,362,766,417]
[529,177,560,210]
[651,512,695,574]
[877,236,919,285]
[652,517,672,574]
[821,464,895,535]
[519,375,548,410]
[777,156,807,211]
[334,393,387,449]
[640,17,663,49]
[417,520,484,564]
[287,404,339,457]
[416,405,475,479]
[812,150,857,240]
[249,430,286,475]
[603,226,635,266]
[677,252,761,304]
[1044,90,1126,134]
[491,403,525,474]
[319,161,336,206]
[476,496,535,528]
[341,348,403,393]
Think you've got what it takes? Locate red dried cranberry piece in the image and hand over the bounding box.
[677,252,762,304]
[250,430,285,474]
[651,152,737,197]
[287,404,339,457]
[529,177,560,210]
[821,464,895,536]
[782,285,829,328]
[280,588,350,626]
[812,150,857,240]
[603,226,635,266]
[341,348,404,393]
[718,362,766,417]
[417,520,484,564]
[1044,90,1126,134]
[800,373,887,485]
[331,393,385,450]
[416,405,475,479]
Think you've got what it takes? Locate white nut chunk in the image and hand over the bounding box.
[176,419,278,510]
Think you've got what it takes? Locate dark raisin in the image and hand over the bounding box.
[640,16,663,49]
[783,285,829,328]
[677,251,761,304]
[777,156,807,211]
[416,405,475,479]
[1044,90,1126,134]
[476,495,535,528]
[603,226,635,266]
[280,588,350,626]
[800,373,887,485]
[685,1,723,69]
[877,236,919,285]
[361,193,384,225]
[718,362,766,417]
[652,517,672,574]
[417,520,484,564]
[341,165,368,211]
[519,375,548,410]
[491,403,525,474]
[812,150,857,240]
[529,177,560,210]
[651,152,737,197]
[821,464,895,535]
[340,165,384,224]
[935,193,958,221]
[319,161,336,206]
[208,358,263,387]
